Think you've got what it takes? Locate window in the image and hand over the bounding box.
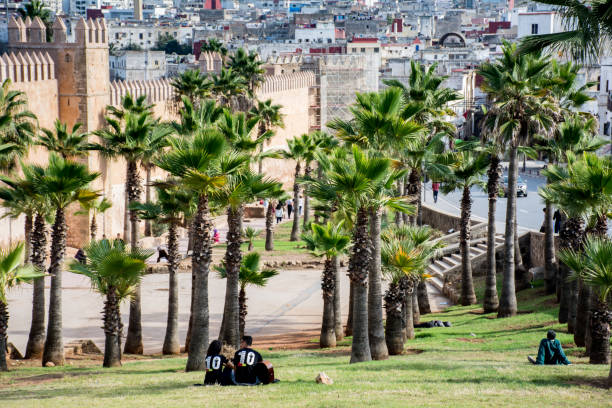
[597,76,600,91]
[115,33,119,39]
[139,33,143,39]
[374,47,379,53]
[531,24,538,34]
[352,47,356,52]
[148,33,152,37]
[154,60,158,65]
[360,47,365,52]
[607,80,610,92]
[604,122,610,136]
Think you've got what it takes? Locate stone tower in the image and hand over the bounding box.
[7,16,111,247]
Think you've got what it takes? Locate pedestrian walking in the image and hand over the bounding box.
[275,203,284,223]
[432,181,440,203]
[286,198,293,219]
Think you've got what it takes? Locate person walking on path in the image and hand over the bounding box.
[286,198,293,219]
[275,203,284,224]
[432,181,440,203]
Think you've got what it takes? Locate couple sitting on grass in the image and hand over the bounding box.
[204,335,270,386]
[528,330,571,365]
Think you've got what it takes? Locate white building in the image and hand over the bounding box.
[109,23,193,50]
[347,38,381,92]
[294,21,335,44]
[517,11,563,38]
[110,50,167,81]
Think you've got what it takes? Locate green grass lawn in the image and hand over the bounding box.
[2,282,611,407]
[213,221,311,256]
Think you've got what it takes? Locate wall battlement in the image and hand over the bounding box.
[109,78,175,106]
[8,16,108,47]
[257,71,315,96]
[0,50,56,83]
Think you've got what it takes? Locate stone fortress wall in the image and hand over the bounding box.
[0,16,314,248]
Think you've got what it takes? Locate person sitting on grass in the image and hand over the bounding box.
[527,330,571,365]
[233,335,263,385]
[204,340,234,386]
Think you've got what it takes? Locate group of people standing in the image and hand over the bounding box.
[267,196,304,224]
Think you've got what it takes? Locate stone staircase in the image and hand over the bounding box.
[426,227,505,307]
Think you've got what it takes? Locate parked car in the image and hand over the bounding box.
[500,176,528,197]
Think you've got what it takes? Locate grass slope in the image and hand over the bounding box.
[1,282,610,407]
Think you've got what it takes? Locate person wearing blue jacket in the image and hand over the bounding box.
[528,330,571,365]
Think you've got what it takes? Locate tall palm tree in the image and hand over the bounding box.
[216,252,278,339]
[17,0,52,41]
[250,99,284,174]
[75,197,112,241]
[264,186,289,251]
[200,38,228,62]
[435,151,489,305]
[172,97,223,138]
[478,41,558,318]
[0,79,36,172]
[93,109,172,354]
[0,243,43,372]
[519,0,612,61]
[280,135,308,241]
[26,154,99,367]
[226,48,265,111]
[68,240,151,367]
[560,237,612,369]
[37,120,89,159]
[302,221,350,348]
[381,225,442,354]
[209,68,247,109]
[170,70,210,106]
[131,183,193,355]
[156,130,246,371]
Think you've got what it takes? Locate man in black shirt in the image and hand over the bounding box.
[232,336,263,385]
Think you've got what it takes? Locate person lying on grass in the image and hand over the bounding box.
[527,330,571,365]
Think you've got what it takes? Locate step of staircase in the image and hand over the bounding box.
[428,276,444,292]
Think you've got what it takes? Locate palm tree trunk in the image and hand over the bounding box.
[348,206,372,363]
[460,185,477,305]
[544,203,557,295]
[400,278,415,340]
[25,213,47,359]
[384,282,404,355]
[163,222,180,355]
[558,216,585,323]
[484,156,500,313]
[303,162,311,228]
[265,201,275,251]
[186,193,212,372]
[407,169,420,225]
[219,206,242,348]
[416,180,423,226]
[589,297,611,365]
[123,194,130,244]
[498,146,518,318]
[417,281,431,315]
[258,142,264,175]
[42,207,67,367]
[395,180,403,226]
[574,281,591,346]
[402,176,410,225]
[290,163,301,241]
[412,291,420,325]
[144,166,152,237]
[332,255,343,341]
[239,287,247,339]
[125,160,143,355]
[567,279,578,334]
[0,301,8,372]
[367,207,388,360]
[24,213,32,265]
[103,287,123,368]
[345,281,354,337]
[320,258,336,348]
[514,218,529,290]
[90,214,97,241]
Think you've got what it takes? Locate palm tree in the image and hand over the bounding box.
[200,38,228,62]
[17,0,52,41]
[560,237,612,369]
[250,99,284,174]
[131,184,193,355]
[209,68,247,109]
[381,225,441,354]
[216,252,278,339]
[435,151,489,305]
[93,109,172,354]
[107,93,154,121]
[519,0,612,61]
[264,186,289,251]
[226,48,265,111]
[280,135,308,241]
[75,197,112,241]
[0,243,43,372]
[172,97,223,138]
[302,221,350,348]
[37,120,89,159]
[478,41,558,318]
[170,70,210,106]
[243,227,261,251]
[0,79,36,172]
[68,240,151,367]
[156,130,246,371]
[26,154,99,367]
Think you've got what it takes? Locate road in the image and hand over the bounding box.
[424,172,547,231]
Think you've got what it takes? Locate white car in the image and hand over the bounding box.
[501,176,528,197]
